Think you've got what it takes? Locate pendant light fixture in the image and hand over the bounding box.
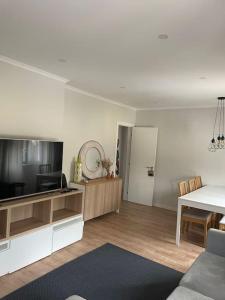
[208,97,225,152]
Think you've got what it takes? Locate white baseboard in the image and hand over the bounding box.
[153,202,177,212]
[125,199,177,212]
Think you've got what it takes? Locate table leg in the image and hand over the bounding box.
[176,203,181,246]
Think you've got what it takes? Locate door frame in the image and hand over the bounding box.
[114,121,135,173]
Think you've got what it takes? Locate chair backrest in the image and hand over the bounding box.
[195,176,202,189]
[178,181,189,196]
[189,178,197,192]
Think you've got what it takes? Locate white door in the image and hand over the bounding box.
[128,127,158,206]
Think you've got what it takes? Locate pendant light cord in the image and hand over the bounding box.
[223,99,224,136]
[213,99,220,138]
[219,100,222,137]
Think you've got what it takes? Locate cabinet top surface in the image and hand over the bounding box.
[0,190,83,210]
[74,177,122,186]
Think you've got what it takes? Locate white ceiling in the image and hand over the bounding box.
[0,0,225,109]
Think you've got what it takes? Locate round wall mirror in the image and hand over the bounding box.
[85,147,100,172]
[79,140,105,179]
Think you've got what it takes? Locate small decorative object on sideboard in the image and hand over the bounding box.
[74,157,82,183]
[101,158,113,178]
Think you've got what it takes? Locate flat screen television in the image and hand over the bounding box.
[0,139,63,202]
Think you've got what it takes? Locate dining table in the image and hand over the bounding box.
[176,185,225,246]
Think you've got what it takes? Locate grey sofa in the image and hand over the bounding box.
[167,229,225,300]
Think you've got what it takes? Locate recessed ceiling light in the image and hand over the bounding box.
[200,76,207,80]
[158,34,168,40]
[58,58,67,63]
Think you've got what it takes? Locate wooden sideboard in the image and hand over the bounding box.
[71,177,122,221]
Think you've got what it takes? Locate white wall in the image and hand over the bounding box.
[0,61,136,181]
[2,59,220,212]
[63,88,136,179]
[0,61,64,139]
[136,108,223,211]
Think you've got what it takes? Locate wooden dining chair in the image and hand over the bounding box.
[182,208,213,246]
[195,176,202,189]
[178,181,189,196]
[189,178,197,192]
[178,181,189,232]
[178,179,213,246]
[194,176,217,228]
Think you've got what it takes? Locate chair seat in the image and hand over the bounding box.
[182,208,212,221]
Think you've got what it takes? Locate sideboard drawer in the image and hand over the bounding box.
[9,226,52,273]
[52,216,84,252]
[0,240,11,276]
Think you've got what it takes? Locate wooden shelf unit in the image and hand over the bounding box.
[10,200,51,236]
[10,217,48,237]
[0,190,84,240]
[52,193,83,223]
[0,210,7,240]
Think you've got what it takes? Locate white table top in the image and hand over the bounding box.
[179,185,225,209]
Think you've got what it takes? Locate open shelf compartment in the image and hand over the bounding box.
[10,200,51,237]
[0,210,8,240]
[52,193,83,223]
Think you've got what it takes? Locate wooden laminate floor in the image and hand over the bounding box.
[0,201,203,298]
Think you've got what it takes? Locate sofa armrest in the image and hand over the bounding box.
[206,228,225,257]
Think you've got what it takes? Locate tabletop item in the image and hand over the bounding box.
[101,158,113,178]
[74,157,82,183]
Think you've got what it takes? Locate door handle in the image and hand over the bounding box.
[146,166,154,177]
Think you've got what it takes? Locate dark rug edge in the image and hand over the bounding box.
[1,242,183,299]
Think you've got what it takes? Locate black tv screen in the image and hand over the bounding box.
[0,139,63,202]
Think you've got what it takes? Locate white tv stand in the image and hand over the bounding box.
[0,190,84,277]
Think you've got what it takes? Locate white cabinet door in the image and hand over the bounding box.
[52,217,84,252]
[9,226,52,273]
[0,240,11,276]
[128,127,158,206]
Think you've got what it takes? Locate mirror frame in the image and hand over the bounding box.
[79,140,105,179]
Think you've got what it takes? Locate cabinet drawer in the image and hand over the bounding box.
[52,217,84,252]
[9,226,52,273]
[0,240,11,276]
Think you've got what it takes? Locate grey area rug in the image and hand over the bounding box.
[2,243,183,300]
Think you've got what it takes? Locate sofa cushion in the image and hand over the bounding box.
[167,286,214,300]
[66,296,86,300]
[180,251,225,300]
